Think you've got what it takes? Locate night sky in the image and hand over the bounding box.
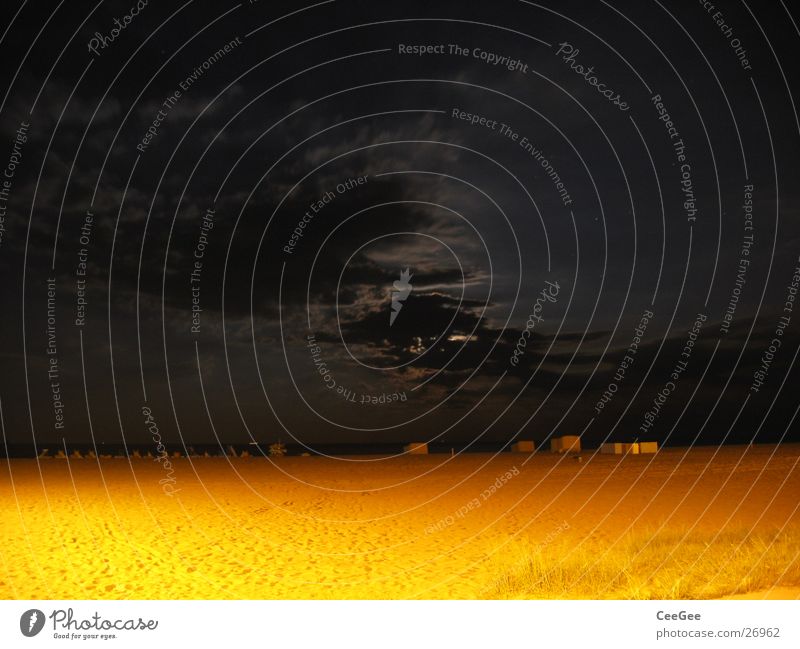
[1,0,798,453]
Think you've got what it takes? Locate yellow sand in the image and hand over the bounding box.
[0,445,798,599]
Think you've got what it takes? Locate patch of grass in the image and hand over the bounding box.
[488,525,800,599]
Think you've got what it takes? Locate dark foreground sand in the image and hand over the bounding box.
[1,445,798,598]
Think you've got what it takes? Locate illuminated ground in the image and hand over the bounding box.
[1,445,798,599]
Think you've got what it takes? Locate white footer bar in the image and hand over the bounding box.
[1,600,797,648]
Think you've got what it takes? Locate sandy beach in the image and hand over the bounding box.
[1,445,798,599]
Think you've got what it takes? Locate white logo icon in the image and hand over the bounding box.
[390,268,413,326]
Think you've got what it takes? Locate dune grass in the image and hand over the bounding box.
[488,525,800,599]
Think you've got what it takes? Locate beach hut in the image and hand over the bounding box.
[404,442,428,454]
[70,450,84,460]
[511,440,535,453]
[550,436,581,453]
[639,441,658,454]
[600,442,639,455]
